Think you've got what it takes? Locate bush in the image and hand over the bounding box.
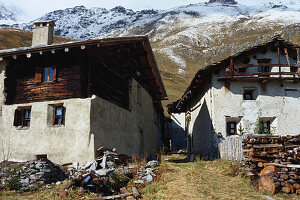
[7,176,21,190]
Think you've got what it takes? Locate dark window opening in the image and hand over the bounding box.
[259,121,271,134]
[54,105,65,125]
[36,154,47,160]
[226,122,237,136]
[243,90,254,100]
[238,67,246,73]
[258,66,270,73]
[14,107,31,127]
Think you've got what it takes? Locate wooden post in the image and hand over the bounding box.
[284,48,290,66]
[297,48,300,64]
[277,45,281,77]
[230,58,234,77]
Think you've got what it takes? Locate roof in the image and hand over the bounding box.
[168,35,300,113]
[0,35,167,100]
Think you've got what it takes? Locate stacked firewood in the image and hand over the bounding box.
[242,134,300,194]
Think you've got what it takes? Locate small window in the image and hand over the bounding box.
[243,90,253,100]
[243,88,257,100]
[259,121,271,134]
[54,105,65,125]
[226,122,237,136]
[43,67,54,82]
[258,66,270,73]
[14,107,31,128]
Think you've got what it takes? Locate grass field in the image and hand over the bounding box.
[1,155,299,200]
[141,155,299,200]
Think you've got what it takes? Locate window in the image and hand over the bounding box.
[226,122,237,136]
[258,121,271,134]
[54,105,64,125]
[14,107,31,128]
[243,88,257,100]
[258,66,270,73]
[35,67,56,83]
[243,90,253,100]
[43,67,54,82]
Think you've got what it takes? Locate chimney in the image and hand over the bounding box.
[32,21,55,46]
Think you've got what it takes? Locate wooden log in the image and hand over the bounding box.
[258,175,278,194]
[258,162,264,168]
[283,183,294,194]
[294,183,300,190]
[297,189,300,195]
[259,166,279,177]
[282,186,291,194]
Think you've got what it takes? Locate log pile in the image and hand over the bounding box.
[242,134,300,194]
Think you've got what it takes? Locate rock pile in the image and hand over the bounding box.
[62,147,160,198]
[0,158,67,191]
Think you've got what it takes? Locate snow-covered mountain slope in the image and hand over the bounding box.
[1,0,300,105]
[0,2,18,25]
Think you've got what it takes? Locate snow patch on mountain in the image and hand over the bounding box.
[0,2,18,25]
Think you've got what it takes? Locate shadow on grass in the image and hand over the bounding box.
[165,157,190,163]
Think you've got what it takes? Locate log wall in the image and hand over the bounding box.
[5,64,83,105]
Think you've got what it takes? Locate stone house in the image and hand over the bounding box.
[168,36,300,160]
[0,21,167,164]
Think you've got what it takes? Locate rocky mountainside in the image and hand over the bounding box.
[0,2,18,25]
[1,0,300,106]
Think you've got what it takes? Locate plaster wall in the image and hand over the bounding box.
[0,98,94,164]
[188,49,300,158]
[187,80,219,159]
[169,113,186,150]
[91,79,157,158]
[212,70,300,137]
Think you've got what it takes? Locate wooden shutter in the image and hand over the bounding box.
[13,109,21,126]
[35,67,43,82]
[53,67,57,81]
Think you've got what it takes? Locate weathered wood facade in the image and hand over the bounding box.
[3,37,166,110]
[0,36,167,164]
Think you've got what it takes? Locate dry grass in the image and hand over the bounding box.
[0,28,73,51]
[142,155,299,200]
[0,181,101,200]
[1,155,299,199]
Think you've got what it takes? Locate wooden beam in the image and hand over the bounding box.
[230,58,234,77]
[297,48,300,65]
[277,45,281,77]
[284,48,291,66]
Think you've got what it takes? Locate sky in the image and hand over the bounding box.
[2,0,287,22]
